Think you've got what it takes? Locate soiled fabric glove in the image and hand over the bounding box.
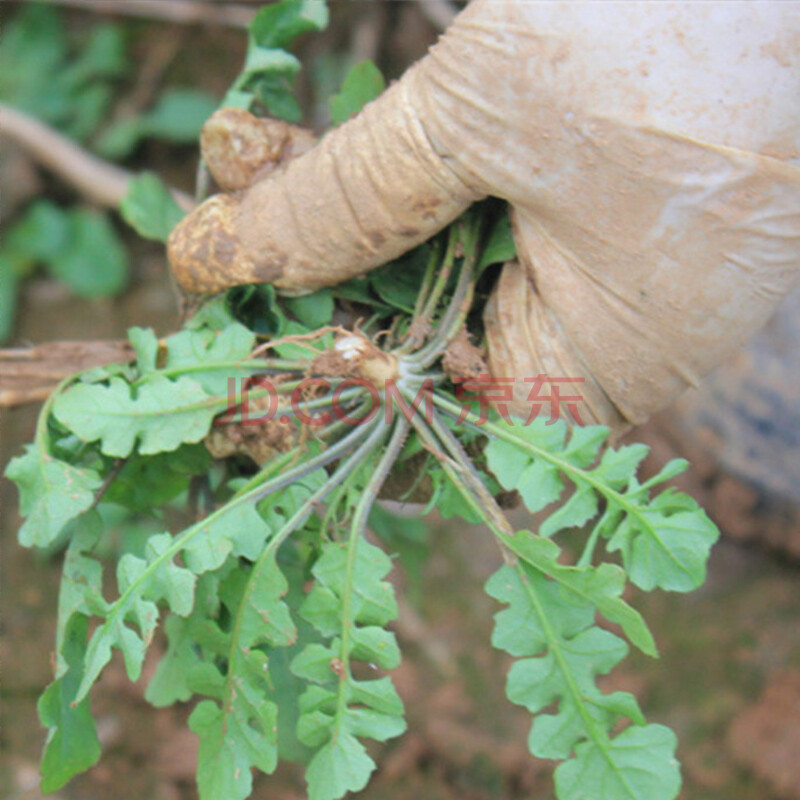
[169,0,800,432]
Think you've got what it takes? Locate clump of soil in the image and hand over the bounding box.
[442,326,487,383]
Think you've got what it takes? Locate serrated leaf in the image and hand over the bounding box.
[607,506,719,592]
[351,625,401,669]
[484,416,719,593]
[54,512,106,656]
[554,724,681,800]
[486,564,594,657]
[293,535,405,800]
[128,326,159,374]
[305,732,374,800]
[185,501,270,571]
[539,485,597,537]
[307,537,398,626]
[486,553,662,781]
[76,532,198,698]
[189,562,295,800]
[330,60,385,125]
[5,445,101,548]
[292,641,340,684]
[180,477,331,800]
[190,698,276,800]
[507,627,628,757]
[53,374,217,457]
[120,173,186,243]
[497,534,657,657]
[165,321,256,396]
[145,614,201,707]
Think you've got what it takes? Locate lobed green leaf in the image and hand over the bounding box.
[5,445,101,548]
[53,374,218,457]
[485,416,719,592]
[486,557,679,798]
[293,535,406,800]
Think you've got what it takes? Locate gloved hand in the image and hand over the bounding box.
[168,0,800,432]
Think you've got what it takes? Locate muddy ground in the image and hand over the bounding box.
[2,4,800,800]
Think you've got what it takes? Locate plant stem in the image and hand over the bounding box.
[334,418,409,719]
[405,218,481,368]
[411,237,443,323]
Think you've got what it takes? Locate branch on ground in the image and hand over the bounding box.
[0,103,194,211]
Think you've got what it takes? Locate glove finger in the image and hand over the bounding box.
[169,75,481,296]
[200,108,315,193]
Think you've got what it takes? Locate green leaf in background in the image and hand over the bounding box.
[224,0,329,119]
[478,209,516,271]
[104,446,211,512]
[7,202,130,299]
[143,89,219,141]
[97,89,218,159]
[120,173,186,243]
[329,60,385,125]
[283,289,334,329]
[0,253,26,343]
[44,210,129,297]
[250,0,329,49]
[5,200,71,264]
[38,615,102,793]
[0,5,125,141]
[5,445,102,548]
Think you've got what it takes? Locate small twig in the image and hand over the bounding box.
[90,458,127,510]
[30,0,256,28]
[0,340,134,407]
[250,326,345,359]
[0,102,194,211]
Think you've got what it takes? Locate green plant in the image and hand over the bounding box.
[0,2,217,341]
[6,3,720,800]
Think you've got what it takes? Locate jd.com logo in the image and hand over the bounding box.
[216,373,586,427]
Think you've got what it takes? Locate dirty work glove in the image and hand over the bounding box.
[168,0,800,432]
